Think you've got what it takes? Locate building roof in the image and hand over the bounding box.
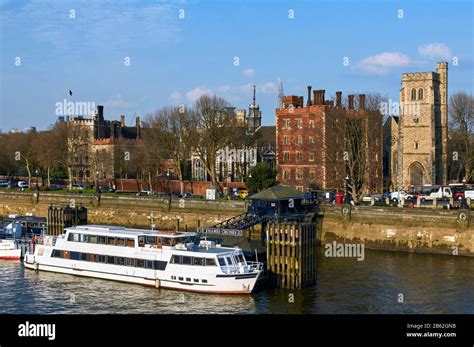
[248,185,305,201]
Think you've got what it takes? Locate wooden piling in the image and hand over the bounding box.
[47,205,88,236]
[266,221,317,289]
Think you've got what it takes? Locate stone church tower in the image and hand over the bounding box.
[397,62,448,190]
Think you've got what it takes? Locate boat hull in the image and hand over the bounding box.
[24,254,260,295]
[0,249,21,260]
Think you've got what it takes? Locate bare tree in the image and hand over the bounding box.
[56,122,90,190]
[146,105,198,195]
[325,94,383,203]
[193,95,241,193]
[11,130,38,187]
[449,92,474,182]
[34,128,64,188]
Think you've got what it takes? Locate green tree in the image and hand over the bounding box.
[246,162,277,193]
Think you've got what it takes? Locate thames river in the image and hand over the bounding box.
[1,247,473,314]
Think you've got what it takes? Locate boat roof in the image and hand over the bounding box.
[66,225,197,238]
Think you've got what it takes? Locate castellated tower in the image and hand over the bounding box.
[398,62,448,190]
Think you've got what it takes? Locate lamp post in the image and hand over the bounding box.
[166,168,170,196]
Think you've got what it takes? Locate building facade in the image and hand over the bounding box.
[276,87,383,193]
[67,106,142,180]
[395,62,448,190]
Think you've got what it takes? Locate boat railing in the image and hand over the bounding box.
[246,261,264,272]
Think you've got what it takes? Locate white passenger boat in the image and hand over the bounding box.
[0,239,21,260]
[24,225,264,294]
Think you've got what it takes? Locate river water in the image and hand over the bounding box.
[1,247,472,314]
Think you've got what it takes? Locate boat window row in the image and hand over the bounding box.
[51,250,167,270]
[68,233,135,247]
[137,235,196,248]
[171,275,208,284]
[169,255,216,266]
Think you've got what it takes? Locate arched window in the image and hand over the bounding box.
[411,88,417,100]
[418,88,423,100]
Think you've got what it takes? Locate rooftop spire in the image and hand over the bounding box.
[253,85,256,105]
[277,77,284,109]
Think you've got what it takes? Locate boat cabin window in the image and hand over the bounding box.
[117,257,125,266]
[145,260,153,269]
[117,238,125,246]
[193,257,204,266]
[162,238,172,246]
[98,236,106,245]
[70,252,80,260]
[225,256,233,266]
[80,234,89,243]
[127,239,135,247]
[145,236,157,245]
[126,258,135,267]
[81,253,88,261]
[89,235,97,244]
[236,254,245,264]
[170,255,181,264]
[107,256,115,264]
[138,236,145,247]
[205,258,216,266]
[217,257,226,267]
[107,237,116,246]
[98,255,106,263]
[136,259,145,268]
[182,256,192,265]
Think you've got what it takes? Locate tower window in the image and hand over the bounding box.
[414,140,420,150]
[284,136,290,145]
[411,88,417,101]
[418,88,423,100]
[283,119,290,129]
[296,135,303,145]
[309,153,315,161]
[284,170,290,179]
[283,152,290,161]
[296,119,302,129]
[296,152,302,161]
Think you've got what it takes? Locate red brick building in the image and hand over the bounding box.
[276,87,383,194]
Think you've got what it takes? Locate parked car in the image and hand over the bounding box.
[154,191,167,197]
[136,189,154,196]
[362,194,381,203]
[17,181,29,189]
[0,179,9,187]
[99,185,115,193]
[390,191,413,202]
[72,184,85,191]
[237,189,249,199]
[418,186,452,201]
[48,184,64,190]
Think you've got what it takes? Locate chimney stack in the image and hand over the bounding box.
[307,86,312,107]
[320,90,325,105]
[348,95,354,109]
[120,115,125,127]
[97,105,104,120]
[359,94,366,110]
[336,91,342,107]
[313,90,318,105]
[136,116,141,139]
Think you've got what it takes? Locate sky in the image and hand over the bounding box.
[0,0,473,132]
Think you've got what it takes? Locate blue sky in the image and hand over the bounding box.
[1,0,473,131]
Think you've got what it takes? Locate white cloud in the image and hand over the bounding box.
[169,91,182,103]
[186,86,213,102]
[104,95,130,109]
[259,82,277,93]
[418,43,452,60]
[242,68,255,77]
[355,52,424,75]
[217,85,232,93]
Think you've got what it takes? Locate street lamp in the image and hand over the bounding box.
[166,168,170,195]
